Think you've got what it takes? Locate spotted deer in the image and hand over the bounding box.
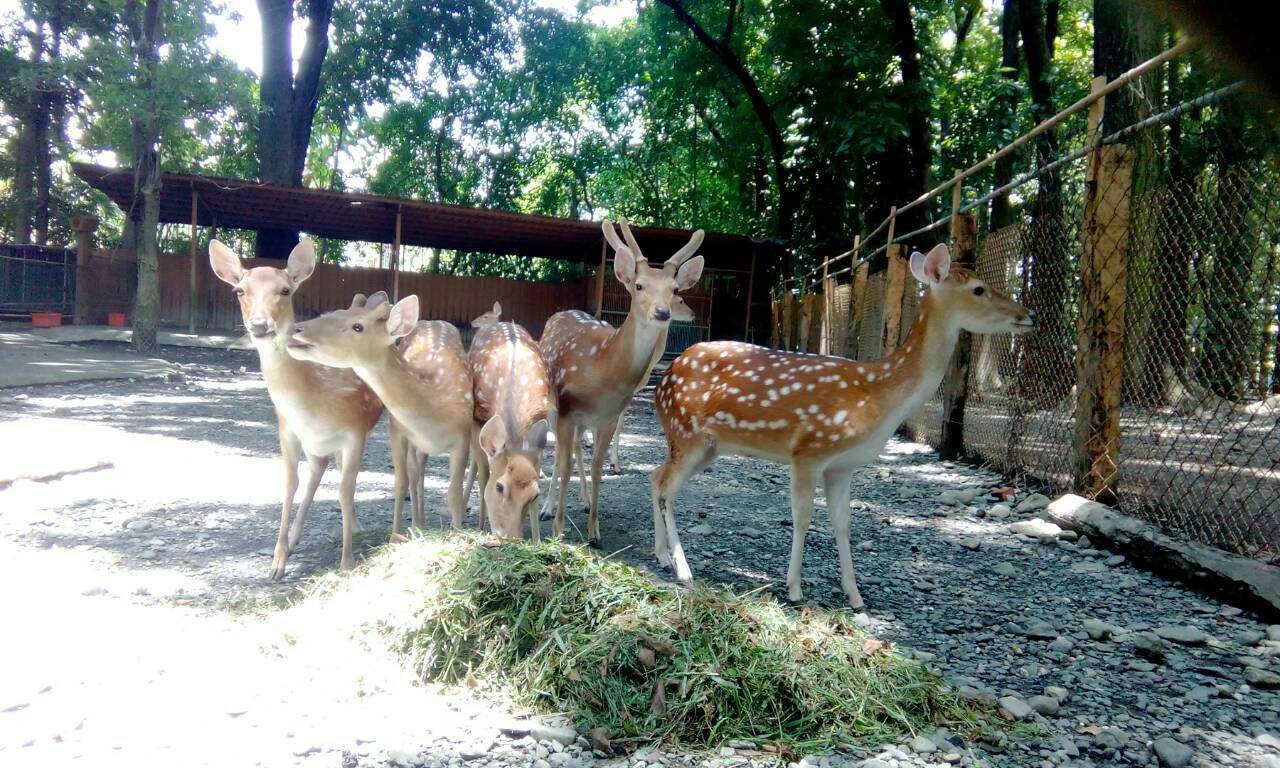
[540,219,704,543]
[650,244,1033,608]
[471,301,502,328]
[469,321,553,539]
[573,292,697,497]
[286,295,474,533]
[209,239,384,579]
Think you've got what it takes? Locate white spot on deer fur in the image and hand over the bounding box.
[808,404,818,414]
[832,410,847,424]
[857,366,865,374]
[805,384,815,391]
[866,372,876,382]
[857,399,866,407]
[767,389,778,400]
[905,345,913,353]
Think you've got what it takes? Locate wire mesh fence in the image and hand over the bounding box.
[771,51,1280,563]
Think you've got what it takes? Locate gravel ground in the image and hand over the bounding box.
[1,342,1278,768]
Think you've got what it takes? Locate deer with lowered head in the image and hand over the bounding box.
[209,238,383,579]
[469,320,553,539]
[286,295,474,533]
[539,219,704,544]
[471,301,502,328]
[650,244,1033,609]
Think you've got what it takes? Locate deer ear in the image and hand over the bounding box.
[208,240,243,286]
[910,244,951,286]
[287,238,317,285]
[386,295,419,338]
[479,415,507,459]
[366,290,389,310]
[349,293,368,309]
[521,419,549,453]
[675,255,704,292]
[614,248,636,285]
[492,301,501,316]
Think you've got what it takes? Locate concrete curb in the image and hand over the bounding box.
[1047,494,1280,621]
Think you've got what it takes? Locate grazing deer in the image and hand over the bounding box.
[469,321,553,539]
[209,239,383,579]
[286,295,474,533]
[572,293,697,498]
[471,301,502,328]
[540,219,704,543]
[650,244,1033,609]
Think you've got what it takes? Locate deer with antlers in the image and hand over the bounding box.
[209,239,384,579]
[469,321,553,539]
[539,219,704,544]
[650,244,1033,608]
[286,295,474,533]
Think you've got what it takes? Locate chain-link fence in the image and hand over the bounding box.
[772,51,1280,564]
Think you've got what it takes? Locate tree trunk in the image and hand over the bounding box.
[656,0,795,248]
[879,0,932,245]
[127,0,164,355]
[1014,0,1071,406]
[989,0,1022,230]
[255,0,334,258]
[11,101,36,245]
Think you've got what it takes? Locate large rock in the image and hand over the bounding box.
[1009,519,1062,539]
[1046,494,1280,620]
[1244,667,1280,688]
[1154,625,1210,646]
[1016,493,1051,512]
[997,695,1032,721]
[1152,737,1193,767]
[1083,619,1118,641]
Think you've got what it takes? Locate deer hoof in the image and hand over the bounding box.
[587,537,603,549]
[656,550,672,567]
[268,556,288,582]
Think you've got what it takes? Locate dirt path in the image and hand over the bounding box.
[1,342,1278,768]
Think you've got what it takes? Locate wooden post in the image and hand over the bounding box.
[391,205,403,302]
[769,292,780,348]
[594,239,607,318]
[188,188,199,333]
[882,245,908,353]
[848,259,868,358]
[939,212,978,458]
[743,246,757,341]
[1075,142,1134,505]
[782,291,796,350]
[885,205,897,258]
[71,215,100,325]
[844,234,862,356]
[819,246,831,354]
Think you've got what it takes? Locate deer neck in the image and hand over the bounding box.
[359,349,432,423]
[600,309,666,392]
[254,328,314,390]
[866,290,959,421]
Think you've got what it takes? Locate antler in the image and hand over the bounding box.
[617,218,647,262]
[601,220,632,258]
[668,229,705,266]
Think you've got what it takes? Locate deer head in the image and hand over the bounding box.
[478,415,548,539]
[472,301,502,328]
[602,218,704,325]
[910,244,1033,335]
[286,294,420,368]
[209,238,316,340]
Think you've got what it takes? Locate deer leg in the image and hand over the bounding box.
[574,426,590,508]
[650,435,711,581]
[823,467,863,610]
[270,429,302,581]
[472,438,491,533]
[336,438,363,571]
[389,428,409,536]
[463,456,478,519]
[609,412,624,474]
[447,444,467,529]
[552,418,575,539]
[409,447,427,530]
[287,453,330,551]
[586,419,617,546]
[786,461,819,603]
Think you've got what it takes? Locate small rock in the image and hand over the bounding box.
[1076,535,1092,549]
[1070,560,1107,574]
[1152,737,1193,767]
[718,747,736,757]
[957,538,981,551]
[997,695,1032,721]
[530,725,578,746]
[1133,633,1170,661]
[1094,728,1129,750]
[1024,619,1058,640]
[1049,636,1074,654]
[1269,625,1280,641]
[856,761,890,768]
[689,524,714,536]
[1083,619,1118,641]
[1027,694,1060,715]
[1009,519,1061,539]
[1104,554,1126,567]
[857,540,874,552]
[1244,667,1280,688]
[909,735,937,754]
[1154,625,1209,646]
[1015,493,1051,512]
[125,519,152,531]
[1043,685,1069,702]
[986,504,1012,520]
[1236,630,1266,646]
[1185,686,1214,703]
[991,561,1017,577]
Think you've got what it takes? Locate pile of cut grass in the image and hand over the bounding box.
[366,532,991,753]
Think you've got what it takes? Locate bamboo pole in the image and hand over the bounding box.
[391,205,403,302]
[594,239,607,318]
[188,187,199,333]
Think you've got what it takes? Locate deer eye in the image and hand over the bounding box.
[352,322,364,333]
[281,286,291,296]
[495,482,505,495]
[233,287,245,297]
[973,286,985,296]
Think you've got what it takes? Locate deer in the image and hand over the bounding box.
[469,320,553,539]
[539,219,704,544]
[209,238,384,579]
[285,294,474,533]
[571,293,697,499]
[471,301,502,328]
[650,243,1033,609]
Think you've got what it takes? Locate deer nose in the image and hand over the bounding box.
[653,307,671,322]
[248,317,271,336]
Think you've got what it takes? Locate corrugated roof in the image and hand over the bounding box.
[73,163,784,269]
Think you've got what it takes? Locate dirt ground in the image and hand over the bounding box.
[2,341,1278,768]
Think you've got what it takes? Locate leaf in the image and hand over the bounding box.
[649,680,667,716]
[645,636,677,657]
[567,666,581,682]
[637,647,656,670]
[860,637,889,656]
